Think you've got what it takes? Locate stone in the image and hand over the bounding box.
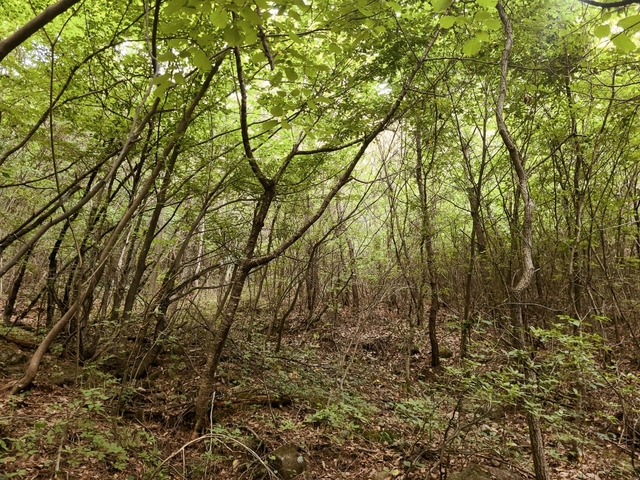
[270,444,305,480]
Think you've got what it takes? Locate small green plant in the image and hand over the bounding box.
[305,393,377,432]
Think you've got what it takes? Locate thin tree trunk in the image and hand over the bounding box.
[3,248,33,325]
[496,3,550,479]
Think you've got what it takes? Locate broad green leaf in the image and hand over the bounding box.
[618,15,640,30]
[594,25,609,38]
[251,51,267,64]
[463,37,482,56]
[210,9,228,29]
[240,7,262,25]
[431,0,452,13]
[157,51,176,62]
[476,31,489,42]
[270,71,283,86]
[440,16,457,28]
[224,25,244,46]
[475,10,492,21]
[164,0,186,15]
[261,119,279,131]
[154,80,173,98]
[386,1,402,12]
[612,33,636,53]
[270,105,284,116]
[190,48,211,72]
[289,32,301,43]
[483,18,501,30]
[174,72,185,85]
[238,20,258,43]
[289,9,301,21]
[477,0,496,8]
[285,67,298,81]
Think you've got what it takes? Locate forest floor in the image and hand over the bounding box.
[0,307,638,479]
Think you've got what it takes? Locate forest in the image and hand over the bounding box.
[2,0,640,478]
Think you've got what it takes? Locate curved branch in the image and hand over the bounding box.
[495,0,534,294]
[578,0,640,7]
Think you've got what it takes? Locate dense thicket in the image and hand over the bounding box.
[3,0,640,478]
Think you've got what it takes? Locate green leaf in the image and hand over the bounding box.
[240,6,262,25]
[440,16,457,28]
[483,18,501,30]
[462,37,482,56]
[210,8,228,29]
[174,72,186,85]
[612,33,636,53]
[224,26,244,46]
[289,9,301,21]
[270,104,284,116]
[594,24,609,38]
[261,119,279,131]
[157,51,176,62]
[328,43,342,54]
[190,48,211,72]
[285,67,298,81]
[618,14,640,30]
[154,80,173,98]
[164,0,186,15]
[477,0,496,8]
[431,0,452,13]
[238,20,258,43]
[386,1,402,12]
[475,10,492,21]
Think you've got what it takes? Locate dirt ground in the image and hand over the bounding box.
[0,309,637,479]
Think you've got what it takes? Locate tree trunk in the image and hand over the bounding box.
[496,3,550,479]
[3,248,32,326]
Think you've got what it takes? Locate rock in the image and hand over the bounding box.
[270,444,305,480]
[449,463,521,480]
[371,471,392,480]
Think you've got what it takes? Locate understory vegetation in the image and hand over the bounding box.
[2,0,640,478]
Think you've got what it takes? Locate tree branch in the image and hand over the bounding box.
[578,0,640,7]
[0,0,82,63]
